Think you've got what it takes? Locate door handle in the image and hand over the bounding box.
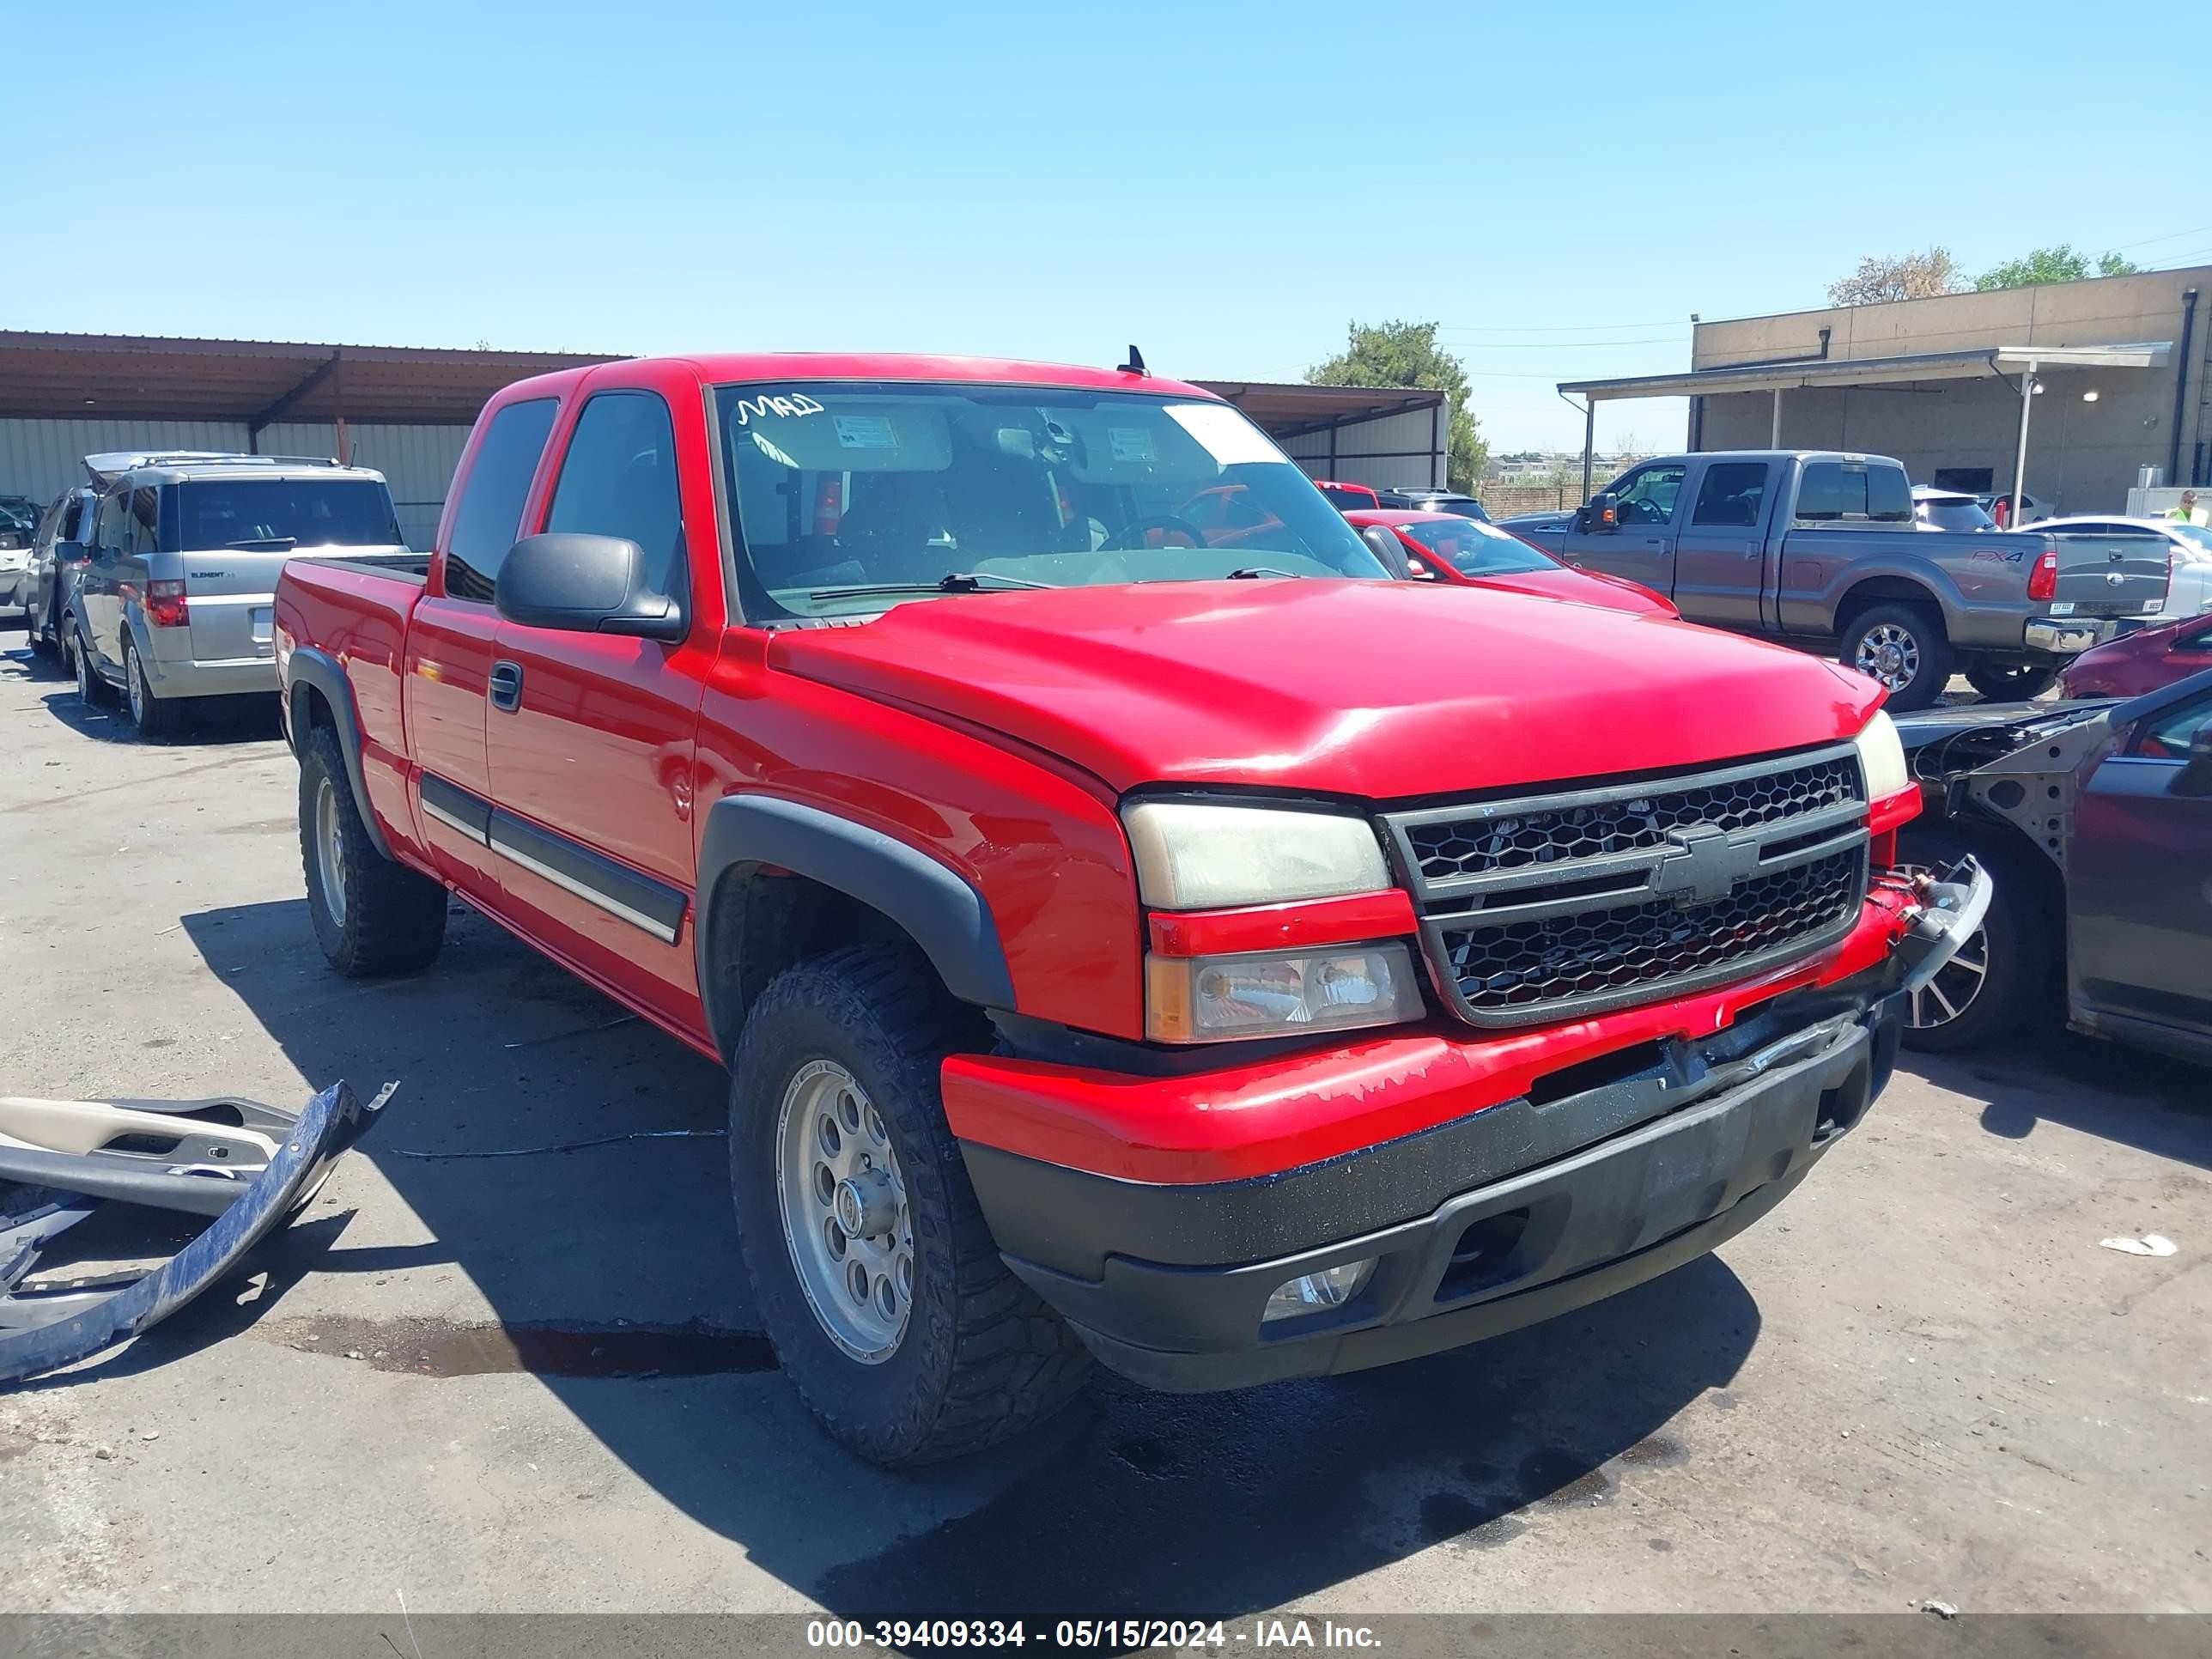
[489,659,524,713]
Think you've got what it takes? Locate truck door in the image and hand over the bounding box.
[1559,460,1685,593]
[1671,459,1774,628]
[2068,685,2212,1043]
[404,395,561,900]
[487,386,712,1033]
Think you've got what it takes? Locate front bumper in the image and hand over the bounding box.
[969,986,1902,1390]
[953,866,1990,1393]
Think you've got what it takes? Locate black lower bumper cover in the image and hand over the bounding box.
[965,986,1902,1392]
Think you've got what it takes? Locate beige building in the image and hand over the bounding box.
[1564,267,2209,515]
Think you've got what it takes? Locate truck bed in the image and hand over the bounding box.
[275,556,430,860]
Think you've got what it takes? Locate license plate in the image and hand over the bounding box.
[2048,601,2075,616]
[252,607,273,652]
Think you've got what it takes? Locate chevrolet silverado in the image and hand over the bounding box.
[275,354,1983,1465]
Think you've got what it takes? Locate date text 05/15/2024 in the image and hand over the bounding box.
[805,1619,1384,1650]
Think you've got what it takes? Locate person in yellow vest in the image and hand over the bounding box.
[2170,489,2201,526]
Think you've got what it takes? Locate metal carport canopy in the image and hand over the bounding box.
[1553,342,2172,502]
[1557,341,2172,402]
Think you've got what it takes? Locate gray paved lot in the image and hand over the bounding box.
[3,633,2208,1620]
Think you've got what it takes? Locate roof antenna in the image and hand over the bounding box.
[1118,343,1146,376]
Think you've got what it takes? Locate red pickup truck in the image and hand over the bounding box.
[275,352,1984,1467]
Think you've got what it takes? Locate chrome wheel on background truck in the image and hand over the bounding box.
[1843,602,1954,712]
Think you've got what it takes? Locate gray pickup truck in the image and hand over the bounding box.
[1504,450,2168,709]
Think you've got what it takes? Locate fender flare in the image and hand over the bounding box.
[1827,565,1965,635]
[694,795,1018,1039]
[285,647,395,861]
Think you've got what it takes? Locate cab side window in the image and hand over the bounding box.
[445,397,560,603]
[544,391,685,595]
[1614,464,1686,526]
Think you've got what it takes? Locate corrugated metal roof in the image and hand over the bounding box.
[0,331,1445,439]
[0,331,621,423]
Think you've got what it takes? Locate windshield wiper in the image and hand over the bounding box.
[807,571,1057,601]
[1225,566,1302,580]
[223,536,297,550]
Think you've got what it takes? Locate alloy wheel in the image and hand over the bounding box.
[315,775,349,930]
[775,1059,912,1363]
[1854,623,1921,694]
[1899,864,1990,1031]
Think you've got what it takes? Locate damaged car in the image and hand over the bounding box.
[1892,667,2212,1061]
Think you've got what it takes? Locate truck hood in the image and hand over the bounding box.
[770,579,1883,799]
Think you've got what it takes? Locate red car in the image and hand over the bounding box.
[275,350,1967,1467]
[1313,479,1381,512]
[2059,610,2212,699]
[1347,507,1675,616]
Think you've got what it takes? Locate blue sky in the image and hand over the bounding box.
[7,0,2209,451]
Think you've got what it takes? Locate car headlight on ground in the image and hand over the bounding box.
[1854,709,1909,800]
[1123,800,1389,908]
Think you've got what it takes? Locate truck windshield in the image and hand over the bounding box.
[714,382,1390,618]
[176,479,402,550]
[1398,517,1555,576]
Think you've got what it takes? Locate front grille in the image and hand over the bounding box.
[1437,848,1866,1017]
[1402,750,1861,886]
[1382,745,1870,1028]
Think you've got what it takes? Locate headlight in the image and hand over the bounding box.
[1123,801,1389,909]
[1145,944,1424,1042]
[1854,709,1909,799]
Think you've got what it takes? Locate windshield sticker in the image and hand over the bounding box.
[730,392,825,428]
[835,414,897,450]
[1106,427,1156,465]
[747,429,799,469]
[1164,402,1283,466]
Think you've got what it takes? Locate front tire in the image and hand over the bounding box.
[730,944,1091,1467]
[1897,824,2051,1053]
[299,723,448,975]
[125,639,184,738]
[1841,601,1954,712]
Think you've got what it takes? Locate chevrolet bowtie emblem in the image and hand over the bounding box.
[1650,825,1760,908]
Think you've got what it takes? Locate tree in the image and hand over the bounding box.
[1826,247,1966,307]
[1307,319,1488,492]
[1973,245,2141,291]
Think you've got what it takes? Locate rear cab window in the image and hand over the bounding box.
[1796,462,1912,525]
[444,398,560,601]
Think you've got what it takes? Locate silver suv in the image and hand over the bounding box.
[64,453,410,737]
